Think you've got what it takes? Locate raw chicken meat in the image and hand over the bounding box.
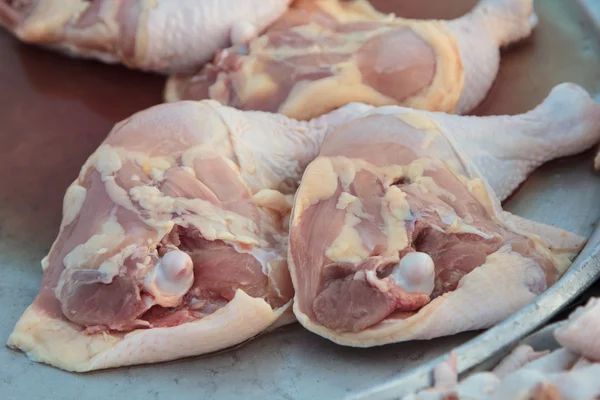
[6,99,354,372]
[404,296,600,399]
[554,297,600,361]
[0,0,292,74]
[8,83,598,372]
[165,0,538,119]
[288,83,600,346]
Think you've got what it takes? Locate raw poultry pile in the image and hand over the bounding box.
[2,0,600,396]
[404,297,600,399]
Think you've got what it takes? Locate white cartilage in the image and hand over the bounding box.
[144,250,194,308]
[390,252,435,296]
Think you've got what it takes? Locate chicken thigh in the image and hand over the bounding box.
[165,0,538,119]
[0,0,292,74]
[6,99,353,372]
[288,83,600,346]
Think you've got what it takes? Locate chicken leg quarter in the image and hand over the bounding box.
[6,100,347,372]
[165,0,538,119]
[7,84,599,371]
[0,0,292,74]
[288,83,600,346]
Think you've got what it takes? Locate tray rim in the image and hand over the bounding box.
[578,0,600,35]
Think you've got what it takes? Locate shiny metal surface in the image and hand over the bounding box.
[1,1,600,400]
[579,0,600,35]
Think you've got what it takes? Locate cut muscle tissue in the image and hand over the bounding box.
[8,83,600,372]
[166,0,538,118]
[288,82,600,346]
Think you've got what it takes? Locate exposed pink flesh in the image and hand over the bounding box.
[175,1,436,117]
[290,115,557,333]
[36,107,292,333]
[178,232,278,306]
[140,307,197,329]
[313,272,397,332]
[36,170,126,323]
[313,258,430,332]
[356,29,437,102]
[59,268,148,331]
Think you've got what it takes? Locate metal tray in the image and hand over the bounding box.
[1,1,600,399]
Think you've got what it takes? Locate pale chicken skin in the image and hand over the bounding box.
[8,84,600,372]
[0,0,292,74]
[165,0,538,119]
[405,297,600,400]
[288,83,600,346]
